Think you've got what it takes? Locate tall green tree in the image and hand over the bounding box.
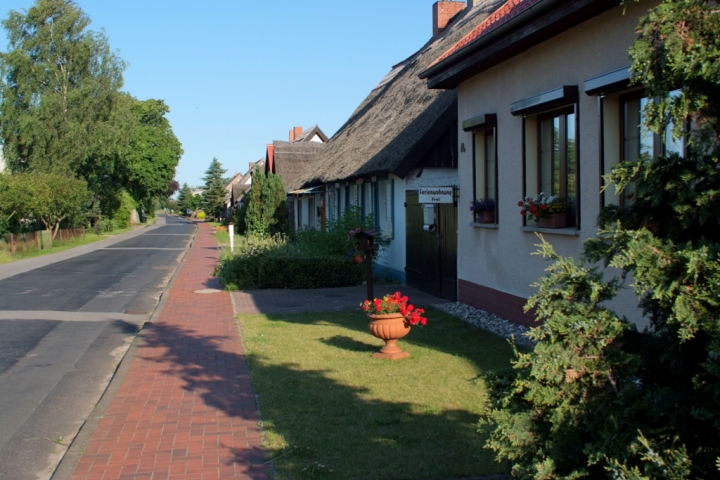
[483,0,720,478]
[125,98,183,211]
[200,158,227,220]
[0,0,128,172]
[244,167,289,237]
[0,0,131,218]
[176,183,192,214]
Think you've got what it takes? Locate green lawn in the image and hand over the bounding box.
[237,307,515,479]
[0,228,134,265]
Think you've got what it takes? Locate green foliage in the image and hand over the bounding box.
[0,171,90,238]
[214,235,288,290]
[606,433,693,479]
[0,1,180,226]
[481,238,643,478]
[293,205,378,258]
[109,189,136,227]
[482,0,720,477]
[176,183,192,213]
[231,200,248,235]
[92,217,120,234]
[629,0,720,157]
[214,226,366,291]
[125,98,183,208]
[258,255,364,289]
[0,0,129,188]
[201,158,227,220]
[243,167,289,237]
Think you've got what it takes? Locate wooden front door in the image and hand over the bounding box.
[405,189,458,301]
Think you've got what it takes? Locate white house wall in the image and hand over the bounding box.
[374,175,406,282]
[455,1,654,328]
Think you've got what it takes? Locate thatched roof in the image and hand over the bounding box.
[295,125,329,143]
[269,141,326,193]
[295,1,503,188]
[231,182,250,202]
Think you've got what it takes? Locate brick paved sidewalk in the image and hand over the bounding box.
[71,223,267,480]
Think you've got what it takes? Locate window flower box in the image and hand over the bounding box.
[537,213,567,229]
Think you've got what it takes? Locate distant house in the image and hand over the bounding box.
[264,126,328,230]
[419,0,665,326]
[229,159,264,213]
[292,1,499,299]
[223,171,244,210]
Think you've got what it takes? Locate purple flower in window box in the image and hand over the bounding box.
[471,198,496,223]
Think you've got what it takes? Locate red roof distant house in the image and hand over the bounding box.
[429,0,542,68]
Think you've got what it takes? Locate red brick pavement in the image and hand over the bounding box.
[71,222,268,480]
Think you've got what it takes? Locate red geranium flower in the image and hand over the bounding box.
[361,292,428,326]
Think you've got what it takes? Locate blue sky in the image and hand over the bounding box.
[2,0,441,187]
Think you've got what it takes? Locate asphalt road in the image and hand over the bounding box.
[0,215,195,480]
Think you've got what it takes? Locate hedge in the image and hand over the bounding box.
[218,253,363,290]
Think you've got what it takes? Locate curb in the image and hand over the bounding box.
[50,218,198,480]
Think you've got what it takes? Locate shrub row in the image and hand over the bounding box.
[217,252,363,290]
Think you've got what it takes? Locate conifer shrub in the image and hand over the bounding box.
[243,168,290,237]
[481,0,720,477]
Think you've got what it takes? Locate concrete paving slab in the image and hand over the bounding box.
[231,284,450,315]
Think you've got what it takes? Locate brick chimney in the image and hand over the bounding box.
[432,1,465,37]
[289,126,303,142]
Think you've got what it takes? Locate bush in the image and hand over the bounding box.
[294,205,378,258]
[258,255,363,289]
[92,218,120,234]
[215,233,364,290]
[196,211,206,220]
[231,201,248,235]
[216,206,381,290]
[111,190,137,227]
[214,235,288,289]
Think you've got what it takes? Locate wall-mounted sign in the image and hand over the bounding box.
[419,187,453,204]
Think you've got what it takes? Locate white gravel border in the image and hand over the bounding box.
[432,302,536,349]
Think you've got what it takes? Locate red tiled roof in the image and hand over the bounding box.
[428,0,543,68]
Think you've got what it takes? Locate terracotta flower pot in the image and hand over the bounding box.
[537,213,567,229]
[475,211,495,224]
[367,313,411,360]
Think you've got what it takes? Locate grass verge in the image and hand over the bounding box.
[237,307,514,479]
[0,226,137,265]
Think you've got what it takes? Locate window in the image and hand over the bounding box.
[601,88,685,206]
[378,178,394,239]
[463,113,498,224]
[327,187,336,222]
[513,86,579,229]
[307,196,315,229]
[473,129,498,217]
[538,107,577,225]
